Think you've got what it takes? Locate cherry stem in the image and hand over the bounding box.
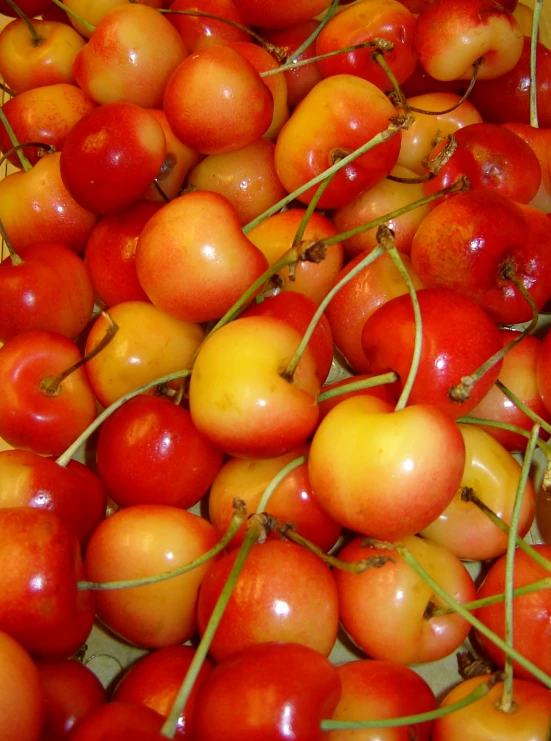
[0,142,55,172]
[287,0,340,60]
[3,0,43,45]
[152,179,169,203]
[378,228,422,412]
[281,245,385,381]
[386,172,434,184]
[243,118,406,234]
[461,487,551,574]
[429,576,551,616]
[321,673,503,731]
[448,266,539,403]
[0,81,16,97]
[291,168,337,248]
[530,0,543,128]
[496,379,551,437]
[314,176,469,248]
[260,38,394,78]
[158,9,285,62]
[255,456,306,514]
[55,367,192,467]
[0,216,22,265]
[48,0,95,33]
[39,313,119,397]
[0,108,32,171]
[405,57,483,116]
[457,414,551,459]
[372,48,407,107]
[279,525,393,573]
[78,500,247,591]
[205,242,326,340]
[395,543,551,688]
[498,423,539,713]
[160,514,268,739]
[317,371,399,403]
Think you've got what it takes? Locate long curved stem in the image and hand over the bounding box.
[0,108,32,171]
[288,0,340,61]
[530,0,543,128]
[255,456,306,514]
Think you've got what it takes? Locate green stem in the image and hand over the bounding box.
[321,673,502,731]
[55,369,191,467]
[255,456,306,514]
[317,372,399,403]
[292,169,337,247]
[498,424,539,712]
[160,516,265,738]
[0,81,16,97]
[397,544,551,689]
[430,576,551,616]
[307,176,469,248]
[0,108,31,171]
[461,488,551,573]
[78,501,247,591]
[406,57,483,115]
[380,229,422,411]
[288,0,339,60]
[0,142,55,172]
[48,0,95,33]
[260,39,393,78]
[242,121,405,235]
[530,0,543,128]
[496,379,551,437]
[372,47,407,105]
[281,246,385,381]
[280,525,392,573]
[457,415,551,459]
[3,0,43,44]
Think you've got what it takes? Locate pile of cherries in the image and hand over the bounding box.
[1,0,551,739]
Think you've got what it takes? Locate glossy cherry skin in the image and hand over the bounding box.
[0,330,98,457]
[241,291,334,383]
[470,329,551,451]
[361,288,503,418]
[0,83,96,168]
[536,326,551,417]
[0,19,86,93]
[67,702,165,741]
[410,191,551,324]
[197,540,339,662]
[317,373,399,421]
[274,74,401,209]
[230,0,332,28]
[414,0,524,81]
[135,190,269,324]
[335,535,476,665]
[0,242,95,342]
[96,395,224,509]
[424,122,542,205]
[432,675,551,741]
[112,645,213,740]
[84,200,161,307]
[308,396,466,540]
[328,659,437,741]
[84,505,221,648]
[208,445,342,553]
[60,102,167,215]
[72,4,187,107]
[315,0,417,91]
[474,544,551,682]
[37,659,107,741]
[468,36,551,128]
[167,0,251,51]
[0,449,107,549]
[163,45,273,155]
[420,424,536,562]
[0,508,94,659]
[503,122,551,213]
[191,642,342,741]
[0,153,98,254]
[0,631,44,741]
